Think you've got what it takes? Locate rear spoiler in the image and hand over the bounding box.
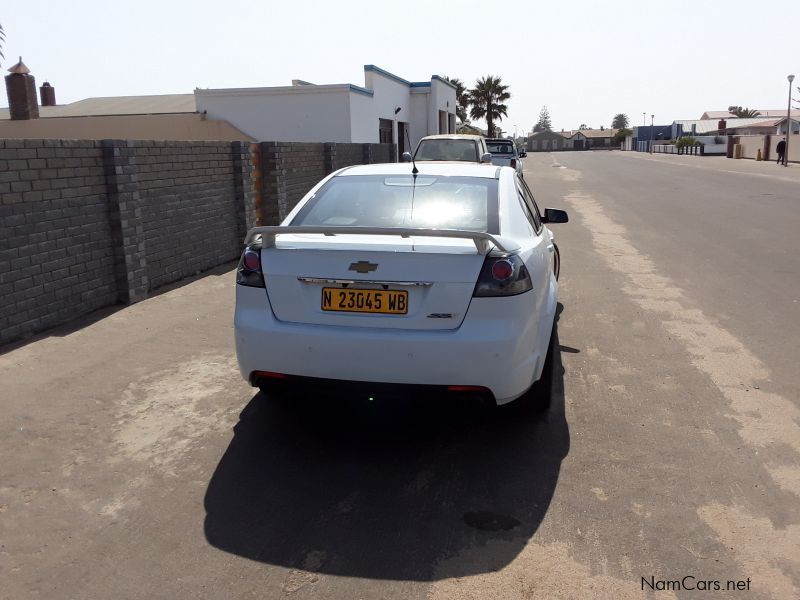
[243,226,519,255]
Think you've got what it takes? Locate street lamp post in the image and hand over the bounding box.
[786,74,795,167]
[650,114,654,154]
[642,112,646,152]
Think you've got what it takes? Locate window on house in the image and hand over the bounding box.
[379,119,393,144]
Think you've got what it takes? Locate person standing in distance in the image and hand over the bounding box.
[776,138,786,165]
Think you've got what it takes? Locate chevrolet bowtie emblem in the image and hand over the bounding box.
[349,261,378,274]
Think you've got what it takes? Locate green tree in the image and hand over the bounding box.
[579,123,588,130]
[613,128,632,144]
[612,113,629,129]
[468,75,510,138]
[533,106,552,132]
[727,105,761,118]
[443,76,470,124]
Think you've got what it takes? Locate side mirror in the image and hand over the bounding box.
[401,152,413,162]
[480,152,493,164]
[542,208,568,224]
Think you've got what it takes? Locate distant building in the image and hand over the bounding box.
[722,117,800,136]
[527,129,570,151]
[457,122,487,136]
[529,128,620,151]
[195,65,456,156]
[700,109,800,120]
[632,124,672,151]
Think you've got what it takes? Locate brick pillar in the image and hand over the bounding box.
[260,142,286,226]
[102,140,148,303]
[232,141,256,239]
[362,144,373,164]
[324,142,336,174]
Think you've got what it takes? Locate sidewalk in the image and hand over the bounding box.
[618,151,800,183]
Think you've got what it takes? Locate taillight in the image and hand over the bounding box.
[473,254,532,297]
[510,158,517,169]
[236,244,265,288]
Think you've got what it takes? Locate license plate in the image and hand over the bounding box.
[321,287,408,315]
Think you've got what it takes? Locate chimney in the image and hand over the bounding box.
[718,119,727,131]
[40,81,56,106]
[5,57,40,120]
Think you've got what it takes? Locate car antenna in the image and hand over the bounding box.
[410,155,418,228]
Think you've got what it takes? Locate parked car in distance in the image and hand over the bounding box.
[486,138,524,177]
[404,134,492,164]
[234,162,569,409]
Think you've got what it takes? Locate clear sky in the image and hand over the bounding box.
[2,0,799,133]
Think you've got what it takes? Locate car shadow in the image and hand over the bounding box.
[203,307,570,581]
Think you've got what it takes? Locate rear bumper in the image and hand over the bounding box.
[234,285,554,404]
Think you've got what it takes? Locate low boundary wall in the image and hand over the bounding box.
[1,138,395,344]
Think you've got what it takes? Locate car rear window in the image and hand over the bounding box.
[414,140,478,162]
[291,175,499,233]
[487,141,514,154]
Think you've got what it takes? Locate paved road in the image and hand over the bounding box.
[1,152,798,599]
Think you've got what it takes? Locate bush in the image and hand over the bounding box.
[676,136,696,149]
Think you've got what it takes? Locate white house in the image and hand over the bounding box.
[195,65,457,157]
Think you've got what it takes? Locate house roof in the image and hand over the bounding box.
[725,117,798,130]
[701,109,800,119]
[674,117,785,134]
[529,129,567,138]
[0,112,253,141]
[726,118,781,129]
[0,94,196,120]
[578,128,618,138]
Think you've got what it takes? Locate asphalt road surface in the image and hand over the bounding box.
[2,152,798,599]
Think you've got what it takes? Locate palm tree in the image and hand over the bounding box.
[468,76,510,138]
[727,106,761,118]
[443,76,470,124]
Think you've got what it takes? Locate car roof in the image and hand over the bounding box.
[336,162,502,179]
[418,134,485,141]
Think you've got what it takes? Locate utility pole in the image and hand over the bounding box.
[642,112,646,152]
[650,114,654,154]
[786,74,795,166]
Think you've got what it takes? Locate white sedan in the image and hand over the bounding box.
[234,162,567,407]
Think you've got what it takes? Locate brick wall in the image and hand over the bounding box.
[134,142,247,290]
[2,137,392,344]
[257,142,396,224]
[1,140,117,343]
[260,142,327,224]
[1,139,254,345]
